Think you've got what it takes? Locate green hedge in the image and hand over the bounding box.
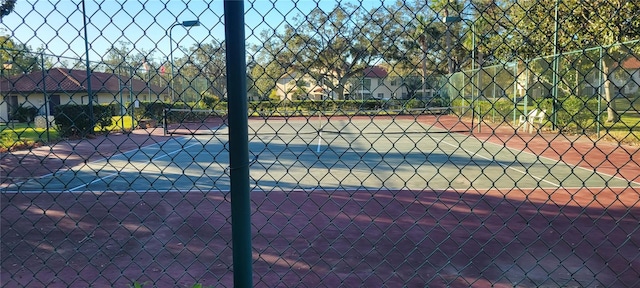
[539,96,600,132]
[13,106,39,123]
[54,104,114,137]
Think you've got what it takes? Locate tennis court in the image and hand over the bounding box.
[2,115,639,287]
[3,116,631,193]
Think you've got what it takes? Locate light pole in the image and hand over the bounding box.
[169,19,201,100]
[443,11,461,75]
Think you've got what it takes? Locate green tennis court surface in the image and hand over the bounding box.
[2,118,632,193]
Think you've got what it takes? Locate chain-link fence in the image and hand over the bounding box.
[450,40,640,137]
[2,0,639,287]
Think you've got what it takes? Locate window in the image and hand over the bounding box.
[390,78,397,86]
[378,93,384,99]
[362,79,371,90]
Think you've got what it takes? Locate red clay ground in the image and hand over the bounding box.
[1,115,639,287]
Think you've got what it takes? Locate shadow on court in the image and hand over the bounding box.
[2,188,638,287]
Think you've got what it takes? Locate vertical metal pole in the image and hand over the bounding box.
[597,47,602,138]
[471,22,475,134]
[224,1,252,287]
[513,61,518,124]
[119,64,124,129]
[492,66,496,122]
[81,0,94,133]
[169,25,176,101]
[551,0,560,130]
[129,66,134,130]
[445,8,453,75]
[42,53,50,142]
[162,108,167,136]
[524,60,530,118]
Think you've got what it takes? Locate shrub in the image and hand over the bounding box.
[13,106,39,123]
[93,105,114,131]
[201,92,220,109]
[54,104,115,137]
[538,96,599,132]
[405,98,425,109]
[133,102,167,121]
[54,105,93,137]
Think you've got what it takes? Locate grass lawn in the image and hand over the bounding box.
[599,113,640,145]
[1,116,137,152]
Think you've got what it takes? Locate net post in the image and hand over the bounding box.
[163,108,167,136]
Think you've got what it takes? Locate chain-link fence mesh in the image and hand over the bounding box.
[1,0,639,287]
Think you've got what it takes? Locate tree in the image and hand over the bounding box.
[412,15,443,98]
[189,40,226,98]
[249,59,286,100]
[0,36,40,75]
[507,0,640,122]
[276,3,397,100]
[0,0,16,19]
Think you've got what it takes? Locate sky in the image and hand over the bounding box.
[0,0,381,65]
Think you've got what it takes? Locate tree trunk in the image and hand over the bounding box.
[601,58,618,123]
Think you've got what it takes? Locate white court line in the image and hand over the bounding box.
[64,142,204,192]
[440,138,560,188]
[440,136,638,187]
[37,139,178,180]
[3,137,181,190]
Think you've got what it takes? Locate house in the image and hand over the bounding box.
[0,68,168,123]
[274,66,435,101]
[351,66,434,101]
[274,72,328,101]
[611,56,640,98]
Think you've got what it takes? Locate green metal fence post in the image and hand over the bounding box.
[224,1,253,287]
[551,0,560,130]
[41,52,50,143]
[81,0,94,132]
[597,46,603,138]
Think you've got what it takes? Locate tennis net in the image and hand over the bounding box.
[163,108,227,135]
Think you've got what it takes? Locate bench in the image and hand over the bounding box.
[518,109,546,133]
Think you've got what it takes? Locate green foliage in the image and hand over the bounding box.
[493,99,515,119]
[133,102,168,122]
[54,105,92,137]
[405,98,426,109]
[200,92,220,109]
[54,104,114,137]
[474,100,493,119]
[537,96,599,132]
[0,129,18,149]
[560,96,599,132]
[13,106,39,123]
[0,0,17,19]
[93,105,115,131]
[268,90,280,102]
[426,95,449,107]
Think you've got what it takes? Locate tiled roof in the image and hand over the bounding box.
[363,66,388,78]
[621,57,640,69]
[0,68,167,94]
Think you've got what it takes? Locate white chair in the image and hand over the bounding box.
[529,109,547,133]
[517,109,547,133]
[518,109,538,132]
